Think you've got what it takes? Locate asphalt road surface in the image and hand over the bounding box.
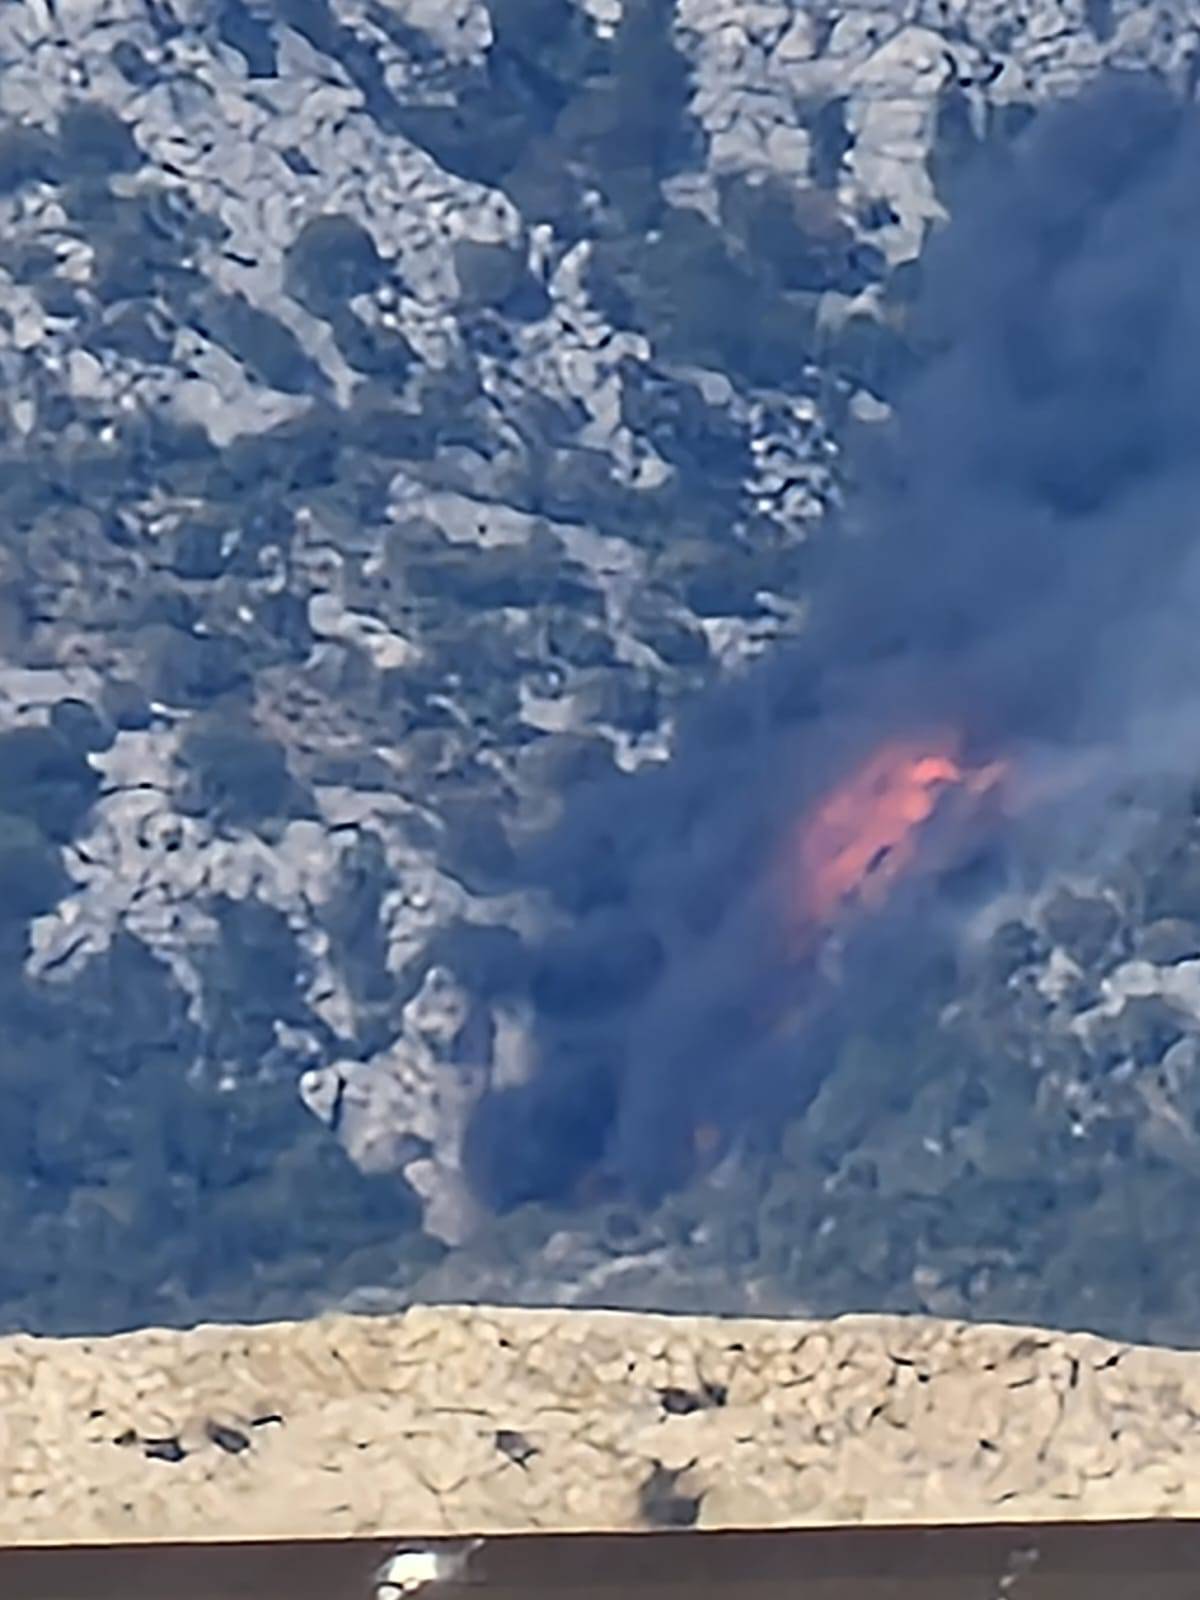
[4,1523,1200,1600]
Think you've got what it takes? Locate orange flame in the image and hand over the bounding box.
[788,736,1008,928]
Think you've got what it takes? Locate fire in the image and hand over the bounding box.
[787,735,1008,929]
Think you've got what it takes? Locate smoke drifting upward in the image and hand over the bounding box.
[463,74,1200,1213]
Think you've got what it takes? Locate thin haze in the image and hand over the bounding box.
[462,73,1200,1212]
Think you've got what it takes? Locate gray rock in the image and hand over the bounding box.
[1135,916,1200,965]
[1041,887,1121,970]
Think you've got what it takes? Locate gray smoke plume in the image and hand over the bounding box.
[463,73,1200,1212]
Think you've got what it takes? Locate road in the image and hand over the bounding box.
[3,1522,1199,1600]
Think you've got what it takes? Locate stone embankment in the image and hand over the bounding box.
[5,1306,1200,1545]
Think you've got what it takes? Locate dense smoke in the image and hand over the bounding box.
[463,74,1200,1213]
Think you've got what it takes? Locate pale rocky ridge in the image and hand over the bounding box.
[0,0,1198,1338]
